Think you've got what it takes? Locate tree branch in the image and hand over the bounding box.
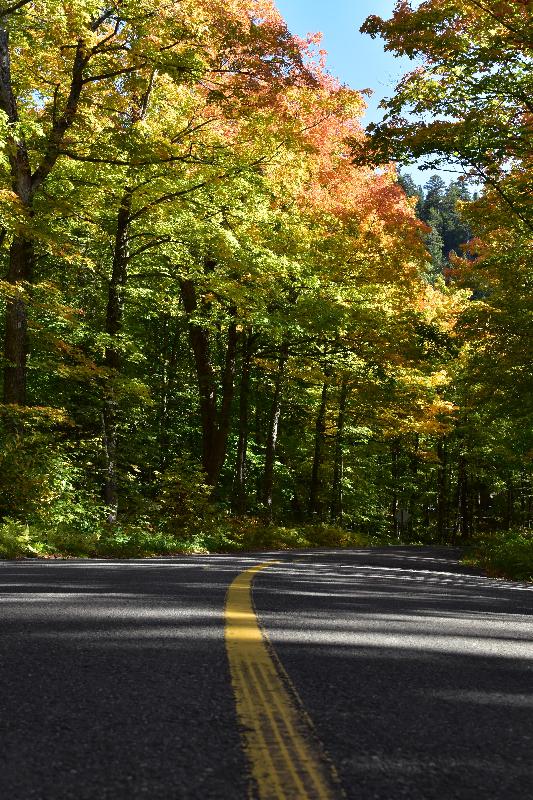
[0,0,32,19]
[127,235,171,261]
[464,0,533,46]
[31,39,89,194]
[469,161,533,233]
[129,156,270,222]
[90,8,116,32]
[82,64,141,84]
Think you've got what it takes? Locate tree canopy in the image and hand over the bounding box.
[0,0,531,562]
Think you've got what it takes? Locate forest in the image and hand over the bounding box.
[0,0,531,578]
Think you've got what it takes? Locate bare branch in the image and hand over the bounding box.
[58,150,205,167]
[469,161,533,233]
[128,156,271,222]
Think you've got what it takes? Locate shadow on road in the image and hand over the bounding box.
[254,548,533,800]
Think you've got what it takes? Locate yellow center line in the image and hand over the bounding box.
[225,562,344,800]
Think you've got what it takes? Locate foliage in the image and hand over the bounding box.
[0,519,39,559]
[359,0,532,219]
[158,458,215,535]
[399,173,472,279]
[203,518,368,552]
[464,530,533,583]
[0,514,368,559]
[0,0,531,562]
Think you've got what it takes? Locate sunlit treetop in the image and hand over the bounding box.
[357,0,533,226]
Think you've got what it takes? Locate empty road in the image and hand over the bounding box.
[1,547,532,799]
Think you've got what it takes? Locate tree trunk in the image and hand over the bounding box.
[457,454,469,540]
[504,482,514,531]
[308,381,328,517]
[3,236,34,405]
[408,434,420,540]
[519,472,529,528]
[101,404,118,520]
[330,378,348,523]
[157,314,170,468]
[232,330,253,514]
[391,439,400,538]
[102,190,132,521]
[105,192,132,362]
[1,27,87,405]
[179,278,217,477]
[157,314,180,470]
[99,70,157,517]
[211,314,238,487]
[254,391,264,505]
[1,26,33,406]
[179,277,237,487]
[436,438,448,542]
[263,342,288,519]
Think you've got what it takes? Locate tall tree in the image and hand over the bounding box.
[359,0,533,229]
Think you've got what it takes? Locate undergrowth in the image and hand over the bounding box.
[463,529,533,582]
[0,516,369,559]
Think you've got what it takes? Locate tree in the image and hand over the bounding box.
[357,0,532,540]
[2,0,529,556]
[358,0,533,229]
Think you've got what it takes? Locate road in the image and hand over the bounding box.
[1,546,532,799]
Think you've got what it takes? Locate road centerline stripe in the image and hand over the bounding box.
[225,562,343,800]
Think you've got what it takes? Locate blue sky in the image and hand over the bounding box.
[276,0,434,186]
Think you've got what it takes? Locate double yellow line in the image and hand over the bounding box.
[225,563,343,800]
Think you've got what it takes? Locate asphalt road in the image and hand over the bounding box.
[1,546,532,799]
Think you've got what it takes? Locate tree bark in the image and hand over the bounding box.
[105,192,132,363]
[263,341,288,519]
[102,190,132,521]
[157,314,180,470]
[408,434,420,539]
[1,28,87,405]
[308,381,328,517]
[179,278,217,477]
[214,312,238,486]
[3,236,34,404]
[179,277,237,487]
[99,74,156,518]
[330,377,348,523]
[1,25,33,405]
[457,453,469,540]
[436,437,448,542]
[505,482,514,531]
[391,439,401,538]
[232,330,253,514]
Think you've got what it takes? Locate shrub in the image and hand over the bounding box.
[465,529,533,582]
[157,458,216,537]
[202,518,368,553]
[0,519,40,558]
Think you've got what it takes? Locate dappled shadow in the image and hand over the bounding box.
[0,556,256,800]
[1,547,531,799]
[252,553,533,800]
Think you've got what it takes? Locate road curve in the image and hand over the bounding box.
[1,546,532,799]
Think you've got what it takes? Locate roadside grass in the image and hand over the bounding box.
[0,516,369,559]
[462,529,533,582]
[203,518,369,552]
[6,512,531,581]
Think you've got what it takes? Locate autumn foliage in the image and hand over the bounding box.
[0,0,530,557]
